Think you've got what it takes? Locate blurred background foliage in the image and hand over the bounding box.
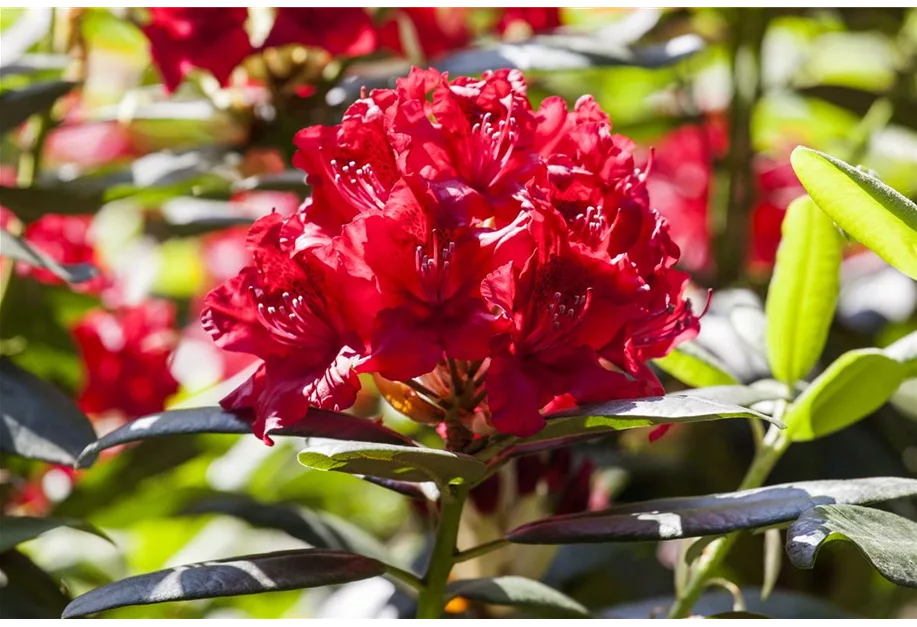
[1,6,916,619]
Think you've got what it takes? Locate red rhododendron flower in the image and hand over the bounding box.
[14,214,109,294]
[377,8,471,61]
[144,8,253,92]
[496,8,562,35]
[748,156,804,271]
[265,8,377,57]
[73,300,179,418]
[203,67,700,443]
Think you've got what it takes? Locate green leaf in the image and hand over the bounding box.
[765,195,843,385]
[0,185,104,222]
[707,611,771,618]
[654,342,739,388]
[1,229,99,284]
[75,406,412,468]
[178,493,389,562]
[884,330,917,378]
[0,549,71,619]
[0,516,112,552]
[0,357,96,465]
[0,80,75,135]
[446,576,592,618]
[673,385,786,408]
[790,146,917,280]
[61,549,386,618]
[786,504,917,588]
[761,529,782,601]
[782,348,905,442]
[298,440,485,486]
[507,477,917,544]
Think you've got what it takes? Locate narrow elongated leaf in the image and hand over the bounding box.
[765,195,842,384]
[62,549,385,618]
[298,439,485,486]
[761,529,782,601]
[530,396,780,445]
[791,146,917,280]
[0,516,111,552]
[179,493,388,561]
[446,576,592,618]
[76,406,412,468]
[786,504,917,588]
[654,343,739,388]
[884,330,917,378]
[0,80,75,135]
[0,550,71,619]
[0,229,99,284]
[782,348,905,442]
[0,358,96,465]
[507,477,917,544]
[0,185,104,222]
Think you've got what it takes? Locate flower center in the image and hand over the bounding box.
[251,287,325,346]
[415,230,456,303]
[569,205,608,249]
[469,112,519,187]
[328,158,388,212]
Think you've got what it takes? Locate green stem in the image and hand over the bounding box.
[384,563,425,592]
[667,422,790,618]
[715,8,767,287]
[415,483,469,619]
[454,538,510,563]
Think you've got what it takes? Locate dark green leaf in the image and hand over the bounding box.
[507,477,917,544]
[298,439,485,486]
[765,195,843,385]
[446,576,592,618]
[76,406,412,469]
[654,342,739,388]
[782,348,905,442]
[791,146,917,280]
[0,357,96,465]
[707,611,771,618]
[0,549,70,619]
[179,493,388,561]
[0,228,99,283]
[0,185,103,222]
[0,516,112,552]
[786,504,917,588]
[0,80,76,135]
[61,549,386,618]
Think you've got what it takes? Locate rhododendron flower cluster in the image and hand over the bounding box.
[202,68,700,445]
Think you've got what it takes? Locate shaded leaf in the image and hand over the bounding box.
[654,342,739,388]
[884,330,917,378]
[0,80,75,136]
[791,146,917,280]
[507,477,917,544]
[782,348,905,442]
[0,228,99,284]
[0,185,103,222]
[62,549,386,618]
[446,576,591,618]
[786,504,917,588]
[0,357,96,465]
[298,439,485,486]
[707,611,771,618]
[179,493,388,561]
[0,549,70,619]
[765,195,843,385]
[76,406,412,469]
[0,516,111,552]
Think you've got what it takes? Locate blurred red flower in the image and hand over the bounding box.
[265,8,377,57]
[496,8,562,35]
[73,300,180,418]
[15,214,109,295]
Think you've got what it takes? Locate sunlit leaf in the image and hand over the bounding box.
[0,357,96,465]
[884,330,917,378]
[782,348,905,442]
[765,195,842,385]
[654,342,739,388]
[298,439,485,486]
[507,477,917,544]
[62,549,386,618]
[786,504,917,588]
[791,146,917,280]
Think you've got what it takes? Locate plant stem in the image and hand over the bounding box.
[415,483,469,619]
[666,423,790,618]
[384,563,425,592]
[454,538,510,563]
[715,8,767,287]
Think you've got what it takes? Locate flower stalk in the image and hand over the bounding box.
[416,482,469,619]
